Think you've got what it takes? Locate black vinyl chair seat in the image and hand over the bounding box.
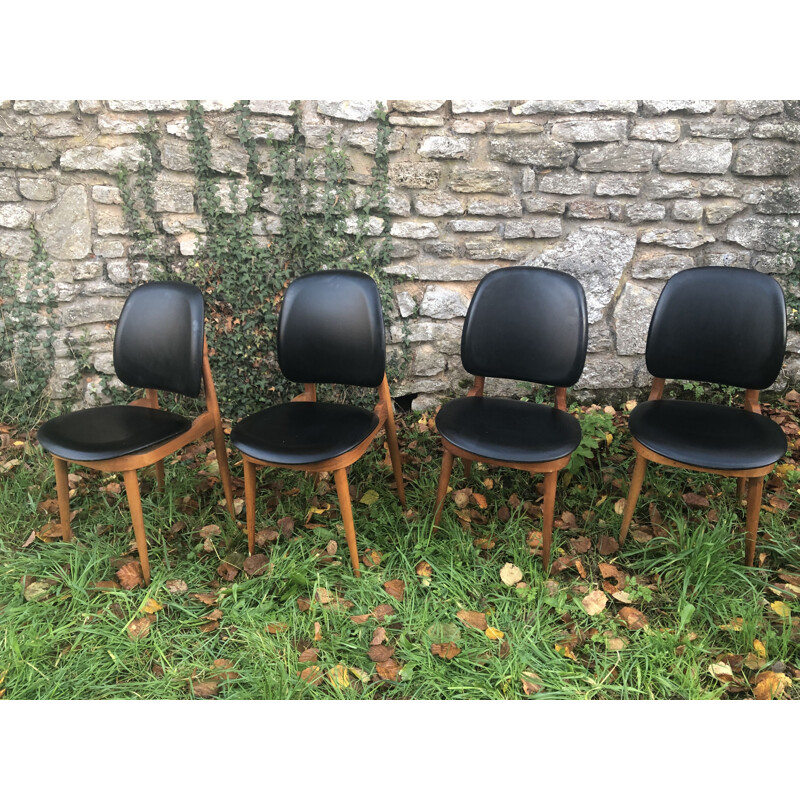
[629,399,787,471]
[37,406,192,462]
[436,396,582,464]
[231,402,380,466]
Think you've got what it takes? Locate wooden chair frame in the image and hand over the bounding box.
[433,377,571,568]
[241,375,405,577]
[50,338,235,585]
[619,377,776,566]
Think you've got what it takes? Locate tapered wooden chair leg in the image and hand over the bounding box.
[53,456,72,542]
[123,469,151,585]
[243,458,257,556]
[334,468,361,577]
[463,459,472,480]
[433,449,455,528]
[385,419,406,508]
[736,477,747,501]
[619,455,648,547]
[212,423,235,518]
[541,470,558,570]
[744,476,764,567]
[155,460,166,492]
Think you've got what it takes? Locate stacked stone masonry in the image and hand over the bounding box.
[1,99,800,410]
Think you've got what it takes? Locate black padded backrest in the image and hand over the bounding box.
[646,266,786,390]
[461,267,588,386]
[278,270,385,388]
[114,281,205,397]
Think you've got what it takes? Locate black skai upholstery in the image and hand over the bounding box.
[645,266,786,390]
[114,280,205,397]
[436,397,581,463]
[460,266,588,387]
[231,402,380,465]
[278,270,385,388]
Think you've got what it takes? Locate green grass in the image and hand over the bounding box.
[1,395,798,700]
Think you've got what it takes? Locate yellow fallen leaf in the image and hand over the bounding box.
[605,432,613,445]
[754,671,792,700]
[485,627,505,640]
[359,490,380,506]
[328,664,350,688]
[771,600,791,619]
[555,643,577,661]
[141,598,163,614]
[719,617,744,631]
[482,478,494,490]
[753,639,766,658]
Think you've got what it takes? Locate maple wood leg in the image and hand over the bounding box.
[212,423,235,519]
[433,448,455,529]
[243,458,257,556]
[462,459,472,480]
[620,455,648,547]
[155,460,166,493]
[541,470,558,570]
[123,469,150,586]
[384,418,406,508]
[53,456,72,543]
[736,477,747,501]
[744,476,764,567]
[334,468,361,578]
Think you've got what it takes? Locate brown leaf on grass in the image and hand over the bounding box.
[555,642,577,661]
[299,666,323,685]
[474,537,496,550]
[191,592,218,606]
[255,529,280,547]
[165,579,188,594]
[569,536,592,554]
[24,581,58,602]
[527,530,543,550]
[21,530,36,548]
[199,621,219,633]
[384,579,405,601]
[599,562,627,593]
[203,609,223,621]
[297,597,312,612]
[277,516,295,538]
[618,607,648,630]
[266,622,289,634]
[606,636,628,651]
[613,498,626,515]
[299,648,319,663]
[351,614,371,624]
[116,561,144,590]
[753,671,792,700]
[432,642,461,659]
[582,590,608,616]
[375,658,400,681]
[372,604,396,622]
[217,562,240,581]
[211,659,239,681]
[36,522,65,541]
[521,671,543,695]
[127,617,151,641]
[708,662,735,683]
[452,488,472,509]
[598,536,619,556]
[472,492,488,509]
[314,621,322,641]
[416,561,433,577]
[243,554,269,577]
[560,511,578,529]
[370,627,387,646]
[368,645,395,662]
[198,524,221,538]
[362,550,383,568]
[191,678,220,698]
[500,563,523,586]
[575,559,587,579]
[497,506,510,523]
[550,555,577,575]
[682,492,710,509]
[457,609,487,630]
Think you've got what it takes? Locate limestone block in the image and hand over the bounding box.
[700,179,741,197]
[453,120,485,134]
[389,240,419,258]
[525,226,637,323]
[576,354,636,389]
[630,119,681,141]
[107,259,131,283]
[538,171,590,195]
[658,141,732,174]
[344,215,384,236]
[523,195,566,214]
[568,200,610,219]
[521,168,536,193]
[419,136,470,159]
[301,123,343,148]
[723,100,783,120]
[159,139,194,172]
[390,221,439,239]
[733,143,800,176]
[394,290,417,317]
[97,115,148,135]
[0,204,32,229]
[0,176,20,201]
[752,121,800,142]
[704,201,746,224]
[389,115,444,127]
[752,254,793,274]
[93,239,125,258]
[512,100,637,115]
[317,101,379,122]
[588,321,612,353]
[419,285,470,319]
[14,100,75,114]
[153,178,195,213]
[639,228,714,249]
[91,186,122,204]
[595,175,642,196]
[697,250,750,268]
[466,197,522,217]
[391,100,446,113]
[687,119,749,138]
[757,186,800,214]
[0,137,58,169]
[642,100,715,115]
[644,177,700,199]
[389,162,441,189]
[78,101,104,114]
[672,200,703,221]
[614,282,661,355]
[449,168,513,194]
[386,263,497,281]
[464,241,531,260]
[344,127,405,154]
[452,101,509,113]
[625,202,666,223]
[60,297,125,327]
[491,122,545,135]
[249,101,294,115]
[631,253,693,279]
[38,186,91,259]
[414,192,466,216]
[70,260,103,280]
[412,344,447,376]
[18,178,55,201]
[107,100,187,112]
[450,220,497,233]
[61,144,146,173]
[96,206,126,236]
[725,217,787,251]
[551,120,627,142]
[503,217,563,238]
[0,230,33,260]
[490,137,575,167]
[577,143,654,173]
[425,242,456,258]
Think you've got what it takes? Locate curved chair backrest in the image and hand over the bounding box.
[114,281,205,397]
[460,267,588,387]
[646,266,786,390]
[278,270,385,388]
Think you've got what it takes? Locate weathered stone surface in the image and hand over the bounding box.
[644,177,700,199]
[389,162,441,189]
[697,249,750,268]
[551,120,626,142]
[0,176,20,202]
[62,144,146,173]
[522,195,566,214]
[0,230,33,259]
[757,185,800,214]
[160,214,205,235]
[412,344,448,376]
[72,260,103,280]
[449,168,512,194]
[639,227,714,249]
[390,221,439,239]
[630,119,681,142]
[424,242,456,257]
[389,115,444,127]
[658,141,732,174]
[18,178,55,201]
[576,354,637,389]
[389,240,419,259]
[300,123,342,149]
[568,200,610,219]
[37,186,91,259]
[631,252,693,279]
[615,282,661,355]
[419,285,471,318]
[220,117,293,142]
[344,215,384,236]
[0,204,32,229]
[97,115,148,135]
[60,297,125,327]
[672,200,703,221]
[704,200,746,224]
[450,219,497,233]
[391,100,445,113]
[577,143,654,173]
[466,197,522,217]
[93,239,125,258]
[0,137,58,170]
[588,321,612,353]
[512,100,637,115]
[452,101,509,113]
[414,192,465,216]
[725,217,788,251]
[687,118,749,138]
[249,100,294,115]
[394,289,417,317]
[95,206,126,236]
[625,202,666,223]
[733,143,800,176]
[464,241,530,260]
[91,185,122,205]
[15,100,75,114]
[752,121,800,142]
[153,178,195,213]
[723,100,783,120]
[752,253,793,274]
[595,175,642,196]
[418,136,470,159]
[386,263,496,281]
[78,100,104,114]
[317,101,380,122]
[344,127,405,154]
[525,226,637,323]
[453,119,485,134]
[700,179,741,197]
[503,217,562,238]
[491,121,545,135]
[107,100,186,112]
[490,137,575,167]
[538,171,590,195]
[642,100,715,115]
[32,117,82,137]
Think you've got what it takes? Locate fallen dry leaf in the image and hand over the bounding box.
[375,658,400,681]
[456,609,487,630]
[384,579,405,601]
[362,549,383,567]
[368,644,395,662]
[328,664,350,688]
[431,642,460,659]
[770,600,791,619]
[521,671,542,695]
[299,648,319,663]
[598,536,619,556]
[753,671,792,700]
[500,562,523,586]
[359,489,380,506]
[211,659,239,681]
[582,590,608,616]
[682,492,709,509]
[141,598,163,614]
[555,642,577,661]
[753,639,767,658]
[372,604,396,622]
[606,636,628,651]
[370,627,387,646]
[127,617,151,641]
[165,579,188,594]
[452,488,471,509]
[243,553,269,577]
[472,492,488,509]
[116,561,144,590]
[485,627,504,640]
[191,678,220,698]
[618,607,648,630]
[709,661,735,683]
[416,561,433,577]
[351,613,371,624]
[266,622,289,634]
[569,536,592,554]
[299,666,323,685]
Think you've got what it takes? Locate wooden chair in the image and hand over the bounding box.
[432,266,588,568]
[37,281,235,585]
[619,266,787,566]
[229,270,405,577]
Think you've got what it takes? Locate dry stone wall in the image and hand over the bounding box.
[1,99,800,410]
